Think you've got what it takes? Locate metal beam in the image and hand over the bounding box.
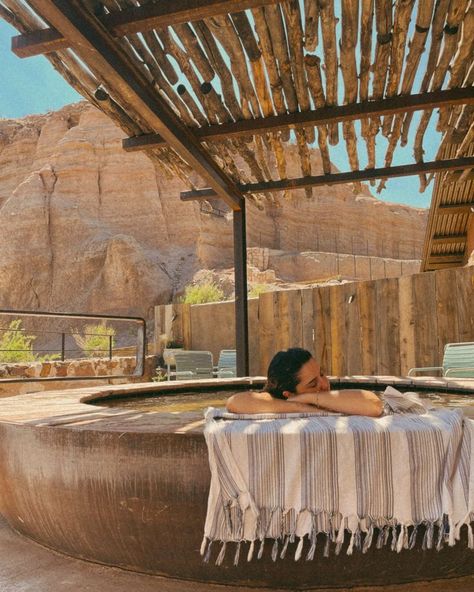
[180,157,474,199]
[121,87,474,151]
[11,0,280,57]
[233,203,249,377]
[27,0,243,211]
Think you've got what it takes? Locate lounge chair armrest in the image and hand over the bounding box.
[217,368,236,378]
[444,367,474,377]
[176,370,194,380]
[407,367,443,377]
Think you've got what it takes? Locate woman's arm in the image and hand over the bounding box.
[226,391,325,414]
[291,389,383,417]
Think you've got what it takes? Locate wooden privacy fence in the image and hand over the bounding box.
[155,266,474,377]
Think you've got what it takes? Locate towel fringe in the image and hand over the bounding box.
[323,533,330,557]
[362,524,374,554]
[409,524,418,549]
[204,512,473,564]
[257,538,265,559]
[204,540,213,563]
[215,541,227,566]
[271,538,279,562]
[233,541,241,566]
[294,536,304,561]
[281,535,291,559]
[468,523,474,549]
[247,540,255,562]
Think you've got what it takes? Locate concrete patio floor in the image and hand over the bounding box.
[0,515,473,592]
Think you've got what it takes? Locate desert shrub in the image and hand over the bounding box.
[248,284,271,298]
[181,282,225,304]
[152,366,168,382]
[73,322,116,358]
[0,319,59,363]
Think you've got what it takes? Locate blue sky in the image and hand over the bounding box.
[0,17,435,208]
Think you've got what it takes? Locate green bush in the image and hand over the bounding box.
[181,282,225,304]
[248,284,271,298]
[0,319,59,363]
[73,322,116,358]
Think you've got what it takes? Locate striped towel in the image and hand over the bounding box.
[202,389,474,564]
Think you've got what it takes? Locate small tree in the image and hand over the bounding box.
[73,322,116,358]
[0,319,37,363]
[181,282,225,304]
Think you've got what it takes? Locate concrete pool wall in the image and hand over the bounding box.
[0,377,472,589]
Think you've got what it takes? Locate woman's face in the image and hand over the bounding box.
[294,357,330,394]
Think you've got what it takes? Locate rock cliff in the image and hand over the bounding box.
[0,102,427,319]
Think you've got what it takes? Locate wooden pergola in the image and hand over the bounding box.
[2,0,473,375]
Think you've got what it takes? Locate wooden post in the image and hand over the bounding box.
[233,201,249,376]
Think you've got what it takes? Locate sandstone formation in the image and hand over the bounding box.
[0,102,428,321]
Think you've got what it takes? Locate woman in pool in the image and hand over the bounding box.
[226,348,383,417]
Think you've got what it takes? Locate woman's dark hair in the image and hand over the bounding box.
[264,348,312,400]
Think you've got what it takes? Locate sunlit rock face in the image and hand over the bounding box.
[0,102,427,318]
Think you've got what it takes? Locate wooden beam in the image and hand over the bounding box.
[426,261,464,270]
[438,202,474,215]
[432,234,467,245]
[180,156,474,199]
[27,0,243,211]
[428,254,465,264]
[11,0,280,57]
[122,87,474,150]
[12,27,68,57]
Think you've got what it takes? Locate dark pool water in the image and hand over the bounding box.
[93,389,474,414]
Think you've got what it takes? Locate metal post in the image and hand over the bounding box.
[233,201,249,376]
[61,332,65,361]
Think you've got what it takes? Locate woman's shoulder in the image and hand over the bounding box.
[226,390,272,412]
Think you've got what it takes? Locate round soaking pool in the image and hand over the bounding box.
[0,376,472,589]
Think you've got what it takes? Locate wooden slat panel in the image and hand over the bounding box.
[257,291,278,375]
[312,286,332,375]
[398,275,416,376]
[357,280,377,375]
[301,288,314,353]
[329,284,345,376]
[412,272,437,369]
[375,277,400,375]
[248,299,260,376]
[276,290,290,352]
[435,268,460,361]
[181,303,192,349]
[343,282,362,375]
[286,289,303,349]
[456,266,474,343]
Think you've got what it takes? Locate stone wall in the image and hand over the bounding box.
[248,248,420,282]
[0,355,159,397]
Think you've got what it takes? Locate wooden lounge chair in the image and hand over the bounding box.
[216,349,237,378]
[408,342,474,378]
[174,350,214,380]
